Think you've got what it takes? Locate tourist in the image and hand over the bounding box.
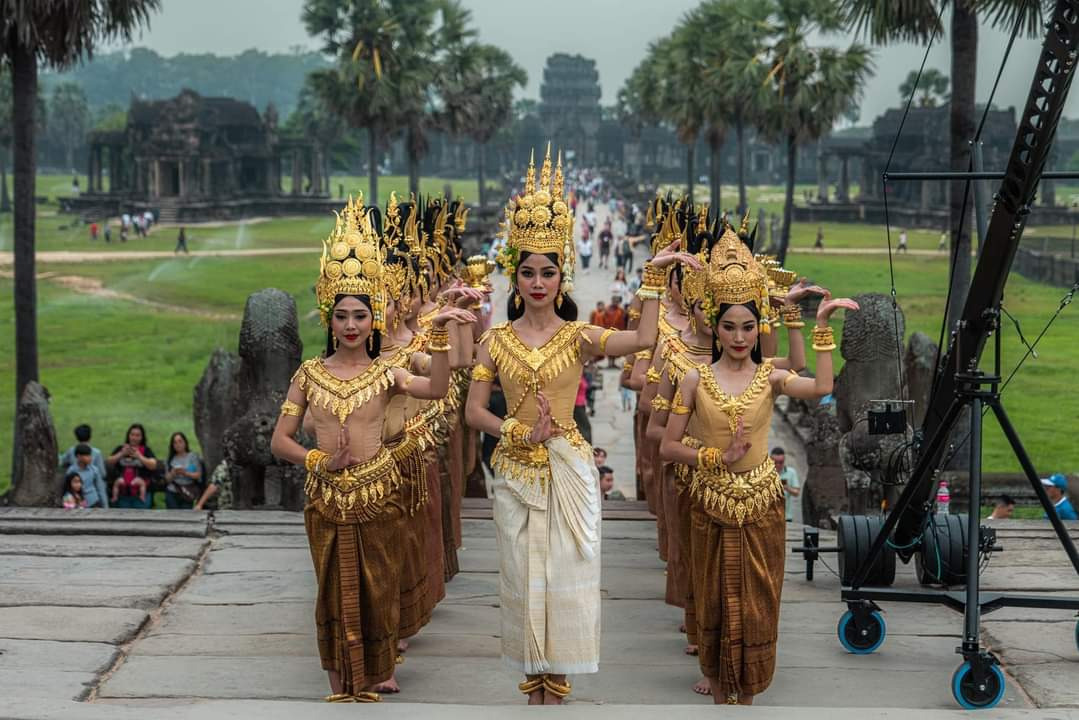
[628,267,643,295]
[107,424,158,509]
[593,447,607,468]
[897,229,908,253]
[939,230,948,251]
[602,295,627,330]
[65,444,108,509]
[986,494,1016,520]
[599,465,624,500]
[121,212,131,232]
[660,224,857,705]
[589,301,605,327]
[610,268,628,303]
[194,459,230,511]
[598,220,613,269]
[772,446,801,523]
[90,222,98,241]
[578,221,593,271]
[270,195,471,703]
[62,471,86,509]
[174,227,189,254]
[620,379,635,412]
[464,147,697,705]
[59,423,107,482]
[814,226,824,251]
[584,202,597,236]
[104,222,112,243]
[1041,474,1077,520]
[165,432,202,509]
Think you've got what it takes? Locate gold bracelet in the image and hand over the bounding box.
[782,304,802,323]
[598,327,616,355]
[280,399,304,417]
[305,449,330,474]
[427,342,451,353]
[642,262,666,288]
[427,325,450,352]
[697,446,723,471]
[812,325,835,352]
[784,320,806,329]
[471,364,496,382]
[651,395,671,412]
[636,286,663,301]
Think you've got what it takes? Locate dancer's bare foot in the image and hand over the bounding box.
[739,693,754,705]
[371,673,400,694]
[692,678,711,696]
[684,644,698,656]
[527,688,544,705]
[543,675,569,705]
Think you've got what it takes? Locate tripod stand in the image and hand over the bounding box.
[837,308,1079,708]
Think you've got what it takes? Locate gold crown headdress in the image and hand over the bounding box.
[700,214,772,334]
[498,143,574,294]
[680,204,716,310]
[316,194,387,330]
[382,191,424,301]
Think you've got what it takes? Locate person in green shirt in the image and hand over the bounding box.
[771,446,801,522]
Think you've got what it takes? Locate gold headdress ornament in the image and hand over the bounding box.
[699,213,772,334]
[380,192,412,302]
[497,144,574,294]
[316,194,388,330]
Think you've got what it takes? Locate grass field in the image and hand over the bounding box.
[1,176,1077,494]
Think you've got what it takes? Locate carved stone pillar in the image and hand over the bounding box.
[291,150,301,196]
[837,155,850,203]
[87,146,96,193]
[816,145,828,202]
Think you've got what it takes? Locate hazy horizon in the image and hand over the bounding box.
[100,0,1072,124]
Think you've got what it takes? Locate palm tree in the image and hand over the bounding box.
[0,0,159,483]
[304,0,427,205]
[899,68,949,107]
[47,82,90,173]
[760,0,874,264]
[842,0,1044,333]
[458,45,526,209]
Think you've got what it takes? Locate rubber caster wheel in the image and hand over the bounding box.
[837,609,886,654]
[951,661,1005,710]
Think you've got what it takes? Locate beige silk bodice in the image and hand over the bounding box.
[380,336,428,443]
[293,357,396,465]
[691,360,775,474]
[485,321,595,431]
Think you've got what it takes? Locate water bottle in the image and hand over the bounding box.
[936,480,951,515]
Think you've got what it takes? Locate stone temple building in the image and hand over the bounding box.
[66,89,336,222]
[539,53,602,166]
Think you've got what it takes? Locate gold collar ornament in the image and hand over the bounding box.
[316,195,388,331]
[496,143,574,296]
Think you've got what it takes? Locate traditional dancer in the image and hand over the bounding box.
[660,221,857,705]
[465,147,699,705]
[270,196,474,703]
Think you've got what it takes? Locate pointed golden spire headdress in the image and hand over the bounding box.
[498,143,575,293]
[699,211,771,333]
[316,194,388,329]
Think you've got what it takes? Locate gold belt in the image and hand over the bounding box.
[491,425,588,488]
[689,456,782,526]
[305,446,401,522]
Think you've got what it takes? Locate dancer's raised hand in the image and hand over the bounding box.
[326,426,352,472]
[814,290,860,325]
[650,239,703,271]
[722,417,752,466]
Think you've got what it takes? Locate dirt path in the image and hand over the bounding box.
[0,269,241,320]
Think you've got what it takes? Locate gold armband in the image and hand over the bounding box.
[471,364,496,382]
[812,325,836,352]
[598,327,616,355]
[427,325,450,352]
[280,399,304,417]
[651,395,671,412]
[645,366,661,385]
[670,389,691,415]
[628,308,641,321]
[305,449,330,474]
[697,446,723,471]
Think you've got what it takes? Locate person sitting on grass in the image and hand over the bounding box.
[108,424,157,508]
[1041,474,1077,521]
[61,471,86,509]
[986,494,1015,520]
[65,443,108,508]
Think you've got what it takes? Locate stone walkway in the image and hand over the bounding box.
[2,507,1078,718]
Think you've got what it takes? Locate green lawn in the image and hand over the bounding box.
[2,177,1077,493]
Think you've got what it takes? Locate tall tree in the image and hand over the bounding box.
[760,0,873,264]
[0,0,159,486]
[458,45,526,209]
[303,0,412,205]
[842,0,1043,334]
[899,68,949,107]
[0,65,11,212]
[47,81,89,172]
[285,75,346,189]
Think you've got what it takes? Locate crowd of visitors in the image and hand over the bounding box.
[58,423,218,510]
[88,210,157,243]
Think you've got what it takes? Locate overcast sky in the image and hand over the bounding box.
[110,0,1069,124]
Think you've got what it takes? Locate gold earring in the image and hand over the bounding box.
[333,335,339,350]
[689,314,698,334]
[514,290,522,310]
[556,291,563,309]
